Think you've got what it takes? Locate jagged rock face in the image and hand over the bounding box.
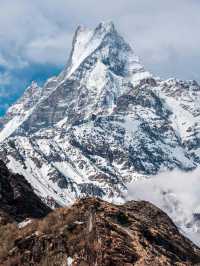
[0,21,200,209]
[0,198,200,266]
[0,160,51,223]
[0,82,42,137]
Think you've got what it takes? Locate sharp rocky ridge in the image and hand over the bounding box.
[0,21,200,212]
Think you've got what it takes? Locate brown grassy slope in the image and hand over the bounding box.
[0,197,200,266]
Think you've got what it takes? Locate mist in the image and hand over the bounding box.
[126,169,200,246]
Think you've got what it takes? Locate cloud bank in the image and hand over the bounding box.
[126,169,200,247]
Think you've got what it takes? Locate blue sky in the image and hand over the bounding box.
[0,0,200,116]
[0,64,62,116]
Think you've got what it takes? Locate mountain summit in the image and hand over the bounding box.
[0,22,200,232]
[62,21,150,81]
[0,22,150,139]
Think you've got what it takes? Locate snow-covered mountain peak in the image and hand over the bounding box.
[73,20,116,40]
[0,21,200,246]
[0,81,42,142]
[61,21,150,82]
[1,22,200,220]
[30,80,39,88]
[22,81,41,98]
[63,21,116,77]
[3,81,41,119]
[96,21,115,32]
[73,21,116,47]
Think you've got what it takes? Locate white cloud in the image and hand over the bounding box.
[0,54,9,68]
[126,169,200,247]
[25,33,72,65]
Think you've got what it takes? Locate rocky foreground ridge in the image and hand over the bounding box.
[0,197,200,266]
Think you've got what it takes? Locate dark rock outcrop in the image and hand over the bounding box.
[0,160,51,223]
[1,198,200,265]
